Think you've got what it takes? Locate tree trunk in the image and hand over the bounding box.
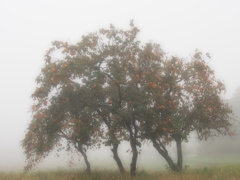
[151,137,178,171]
[125,119,139,177]
[82,152,91,174]
[78,146,91,174]
[130,140,138,177]
[98,112,125,174]
[176,137,183,171]
[111,143,126,174]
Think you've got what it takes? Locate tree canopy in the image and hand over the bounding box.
[22,21,233,176]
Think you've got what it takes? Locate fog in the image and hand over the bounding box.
[0,0,240,172]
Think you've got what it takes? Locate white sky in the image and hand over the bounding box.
[0,0,239,171]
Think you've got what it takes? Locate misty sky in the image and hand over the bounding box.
[0,0,239,171]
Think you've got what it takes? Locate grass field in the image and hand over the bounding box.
[1,164,240,180]
[1,153,240,180]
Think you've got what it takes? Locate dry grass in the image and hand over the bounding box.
[1,164,240,180]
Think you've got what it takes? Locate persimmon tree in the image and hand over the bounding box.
[22,21,234,176]
[133,49,234,171]
[21,52,104,173]
[22,21,145,175]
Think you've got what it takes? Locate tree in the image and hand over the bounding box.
[22,21,234,176]
[198,87,240,155]
[132,49,234,171]
[22,21,143,175]
[21,65,102,173]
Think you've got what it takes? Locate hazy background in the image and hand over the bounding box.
[0,0,239,171]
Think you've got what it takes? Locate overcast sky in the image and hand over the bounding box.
[0,0,239,171]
